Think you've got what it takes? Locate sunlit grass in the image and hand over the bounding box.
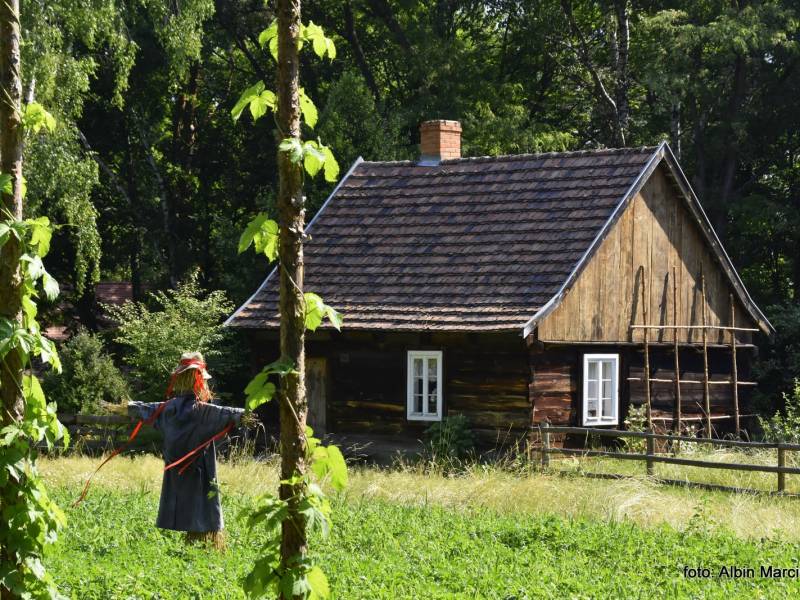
[40,448,800,542]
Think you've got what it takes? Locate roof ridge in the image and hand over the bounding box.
[359,145,659,167]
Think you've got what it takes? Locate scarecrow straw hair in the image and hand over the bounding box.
[171,368,212,403]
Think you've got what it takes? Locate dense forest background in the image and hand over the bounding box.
[19,0,800,401]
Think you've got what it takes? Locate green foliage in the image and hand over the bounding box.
[623,405,649,453]
[423,414,475,461]
[760,380,800,444]
[304,292,342,332]
[106,271,233,402]
[1,198,69,598]
[42,330,130,415]
[41,476,800,598]
[238,213,279,261]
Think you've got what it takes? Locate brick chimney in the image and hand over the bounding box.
[419,120,461,163]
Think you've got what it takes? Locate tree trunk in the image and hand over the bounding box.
[0,1,25,598]
[276,0,308,588]
[613,0,630,145]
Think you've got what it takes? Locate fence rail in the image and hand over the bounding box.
[531,423,798,494]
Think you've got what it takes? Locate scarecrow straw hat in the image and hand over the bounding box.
[173,351,212,380]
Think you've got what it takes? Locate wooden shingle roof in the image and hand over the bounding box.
[227,146,665,332]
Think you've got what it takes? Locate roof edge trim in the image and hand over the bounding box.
[659,145,773,335]
[224,156,365,328]
[521,143,666,338]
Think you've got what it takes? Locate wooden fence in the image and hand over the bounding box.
[532,423,800,495]
[52,414,143,452]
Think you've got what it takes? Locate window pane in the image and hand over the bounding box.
[587,397,598,418]
[427,391,437,414]
[413,358,423,377]
[414,395,423,413]
[415,377,424,396]
[603,396,613,418]
[602,380,612,401]
[602,360,612,380]
[428,358,437,380]
[588,380,598,400]
[588,361,598,381]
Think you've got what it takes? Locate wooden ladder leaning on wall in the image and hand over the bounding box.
[628,265,758,438]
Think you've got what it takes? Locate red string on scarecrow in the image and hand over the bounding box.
[75,351,252,549]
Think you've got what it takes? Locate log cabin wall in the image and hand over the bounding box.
[248,330,531,446]
[536,164,759,345]
[529,343,752,437]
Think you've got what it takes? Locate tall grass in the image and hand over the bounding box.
[41,447,800,541]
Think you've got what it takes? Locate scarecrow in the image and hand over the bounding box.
[125,351,251,548]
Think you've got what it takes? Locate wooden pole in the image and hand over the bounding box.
[640,266,652,429]
[778,444,786,493]
[541,421,551,469]
[646,428,655,477]
[672,267,681,437]
[701,274,711,437]
[276,0,309,577]
[730,294,740,437]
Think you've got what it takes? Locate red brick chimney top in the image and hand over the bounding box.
[419,120,461,163]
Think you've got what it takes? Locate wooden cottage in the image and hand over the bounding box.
[227,120,773,448]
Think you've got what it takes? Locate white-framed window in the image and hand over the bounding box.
[582,353,619,426]
[407,350,443,421]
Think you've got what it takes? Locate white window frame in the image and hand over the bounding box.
[406,350,443,421]
[582,353,619,426]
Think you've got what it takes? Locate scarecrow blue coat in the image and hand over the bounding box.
[129,395,244,532]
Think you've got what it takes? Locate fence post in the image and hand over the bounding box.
[646,428,655,477]
[541,421,551,470]
[778,443,786,493]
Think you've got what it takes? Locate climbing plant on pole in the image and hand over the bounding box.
[233,2,345,599]
[0,1,68,598]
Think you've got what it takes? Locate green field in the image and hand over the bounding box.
[41,455,800,599]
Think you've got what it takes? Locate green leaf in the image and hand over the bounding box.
[307,566,330,600]
[324,305,343,331]
[244,372,277,411]
[22,103,56,134]
[322,146,340,183]
[302,141,326,177]
[231,81,265,122]
[258,20,279,60]
[0,173,11,195]
[238,213,267,254]
[298,89,318,128]
[0,223,9,250]
[22,375,46,411]
[27,216,52,257]
[302,22,335,60]
[279,138,304,164]
[323,445,348,491]
[249,90,276,121]
[20,254,45,281]
[41,272,59,301]
[262,358,297,376]
[304,292,326,331]
[252,219,279,262]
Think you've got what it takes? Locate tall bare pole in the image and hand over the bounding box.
[700,274,711,437]
[640,266,652,428]
[0,1,25,598]
[672,267,681,435]
[276,0,308,584]
[730,294,740,436]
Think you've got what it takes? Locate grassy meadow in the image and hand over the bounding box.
[41,453,800,599]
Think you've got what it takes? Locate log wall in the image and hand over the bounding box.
[249,331,531,446]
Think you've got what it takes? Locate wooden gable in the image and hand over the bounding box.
[536,164,759,345]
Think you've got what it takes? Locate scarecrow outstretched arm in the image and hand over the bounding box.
[128,401,165,427]
[197,404,245,431]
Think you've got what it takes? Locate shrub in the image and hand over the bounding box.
[423,414,475,461]
[42,330,130,414]
[759,379,800,443]
[623,405,648,453]
[106,271,234,403]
